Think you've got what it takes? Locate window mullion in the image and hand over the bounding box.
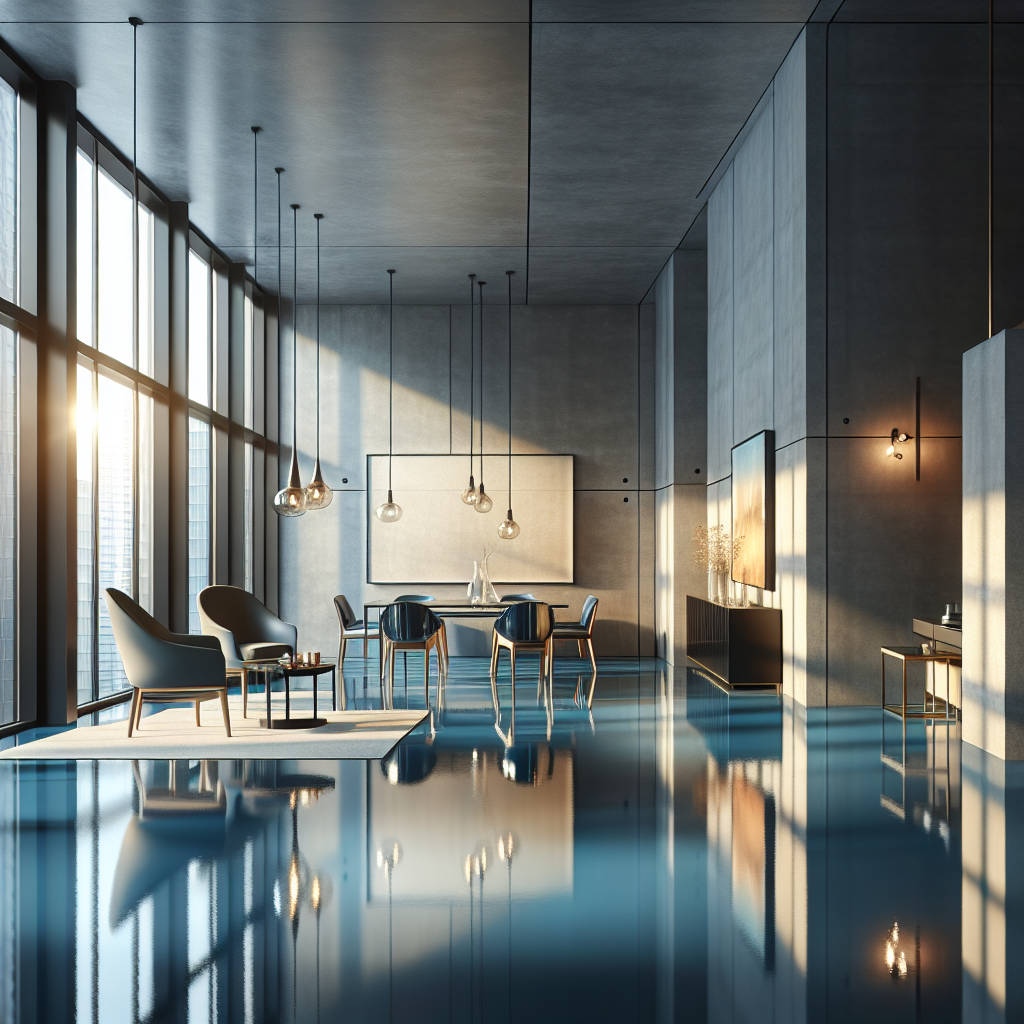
[131,384,138,602]
[91,366,98,703]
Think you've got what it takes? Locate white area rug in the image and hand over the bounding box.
[0,700,427,760]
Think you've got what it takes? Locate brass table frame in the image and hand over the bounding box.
[880,646,961,720]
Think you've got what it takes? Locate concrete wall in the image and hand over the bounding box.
[654,247,708,666]
[962,331,1024,761]
[703,22,1021,707]
[278,302,656,659]
[706,29,828,706]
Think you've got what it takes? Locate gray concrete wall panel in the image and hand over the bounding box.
[707,166,734,484]
[673,249,708,482]
[773,33,807,450]
[732,99,775,445]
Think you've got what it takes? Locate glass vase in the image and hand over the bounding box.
[468,561,484,605]
[479,555,498,604]
[716,571,729,606]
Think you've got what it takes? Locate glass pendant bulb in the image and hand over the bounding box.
[462,475,478,505]
[376,489,403,523]
[498,509,520,540]
[304,456,332,510]
[475,482,493,513]
[274,449,307,517]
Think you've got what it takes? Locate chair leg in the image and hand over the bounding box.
[424,641,430,709]
[510,649,517,720]
[340,636,347,671]
[127,689,141,738]
[490,631,499,678]
[195,700,201,727]
[578,639,585,658]
[136,692,145,731]
[242,669,248,719]
[388,649,396,711]
[219,689,232,737]
[586,637,597,675]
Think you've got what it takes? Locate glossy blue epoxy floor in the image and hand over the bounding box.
[0,658,994,1023]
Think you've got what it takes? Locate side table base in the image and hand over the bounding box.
[260,717,328,730]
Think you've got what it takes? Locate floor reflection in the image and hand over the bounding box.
[0,659,1006,1022]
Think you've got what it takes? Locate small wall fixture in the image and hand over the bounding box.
[886,428,912,460]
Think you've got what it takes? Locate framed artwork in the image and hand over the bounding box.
[731,429,775,590]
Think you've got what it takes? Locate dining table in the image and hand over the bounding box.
[361,600,570,677]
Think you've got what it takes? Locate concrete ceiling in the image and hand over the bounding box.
[0,0,824,303]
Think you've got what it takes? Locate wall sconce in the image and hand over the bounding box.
[886,428,912,459]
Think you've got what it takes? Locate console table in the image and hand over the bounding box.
[685,595,782,688]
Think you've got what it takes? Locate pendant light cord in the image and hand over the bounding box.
[292,203,299,460]
[988,0,993,338]
[388,269,396,490]
[130,17,140,369]
[506,270,514,505]
[315,214,322,461]
[252,126,261,287]
[469,274,475,475]
[478,280,486,480]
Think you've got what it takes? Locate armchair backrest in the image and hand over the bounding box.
[103,588,224,691]
[197,586,297,670]
[495,601,554,644]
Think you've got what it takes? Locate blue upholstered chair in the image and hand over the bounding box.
[380,602,447,710]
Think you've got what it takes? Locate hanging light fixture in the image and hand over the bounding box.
[129,17,142,372]
[375,270,402,523]
[475,279,493,514]
[304,213,332,509]
[273,192,306,516]
[498,271,520,540]
[462,274,478,505]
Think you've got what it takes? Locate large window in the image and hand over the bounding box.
[188,249,212,631]
[76,140,157,704]
[0,72,18,727]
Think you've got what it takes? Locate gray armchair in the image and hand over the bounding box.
[103,588,231,738]
[197,585,297,718]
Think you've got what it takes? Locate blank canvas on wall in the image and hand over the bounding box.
[367,454,573,584]
[731,430,775,590]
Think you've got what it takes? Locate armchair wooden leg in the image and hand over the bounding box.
[340,636,347,671]
[586,638,597,675]
[195,701,201,727]
[578,639,586,658]
[490,631,499,678]
[219,689,232,737]
[510,648,517,720]
[127,689,141,738]
[136,692,145,731]
[242,669,248,719]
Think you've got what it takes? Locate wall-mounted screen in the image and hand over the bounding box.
[731,429,775,590]
[367,454,573,584]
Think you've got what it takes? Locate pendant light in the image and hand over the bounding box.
[129,17,141,374]
[273,190,306,516]
[475,279,493,513]
[375,270,402,522]
[498,271,520,540]
[304,213,332,509]
[461,274,478,505]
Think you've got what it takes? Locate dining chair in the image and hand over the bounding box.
[501,593,536,602]
[103,588,232,738]
[393,595,449,668]
[552,595,599,674]
[197,585,297,718]
[380,602,447,710]
[334,595,380,672]
[489,601,555,718]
